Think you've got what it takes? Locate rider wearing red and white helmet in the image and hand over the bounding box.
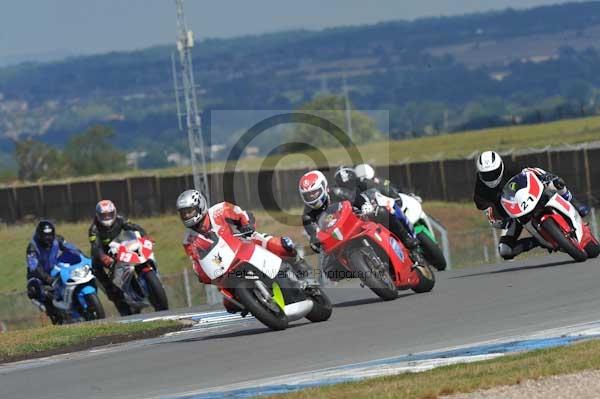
[88,199,147,315]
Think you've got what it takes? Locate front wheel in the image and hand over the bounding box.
[84,293,106,321]
[144,270,169,311]
[305,288,333,322]
[236,279,289,331]
[417,232,447,271]
[541,218,587,262]
[412,264,436,293]
[349,248,398,301]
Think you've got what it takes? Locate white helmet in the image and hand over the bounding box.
[299,170,329,209]
[355,164,375,181]
[176,189,208,228]
[477,151,504,188]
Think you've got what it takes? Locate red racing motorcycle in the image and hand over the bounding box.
[108,231,169,313]
[317,198,435,301]
[501,170,600,262]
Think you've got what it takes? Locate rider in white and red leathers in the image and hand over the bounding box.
[474,150,590,260]
[177,189,310,313]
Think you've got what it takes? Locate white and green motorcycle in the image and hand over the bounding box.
[399,193,447,271]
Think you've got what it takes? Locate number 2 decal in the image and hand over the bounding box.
[521,195,535,210]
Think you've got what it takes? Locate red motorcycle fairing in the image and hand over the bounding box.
[317,201,421,290]
[538,210,597,251]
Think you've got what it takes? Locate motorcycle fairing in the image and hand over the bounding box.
[197,237,237,280]
[501,171,543,218]
[541,193,584,242]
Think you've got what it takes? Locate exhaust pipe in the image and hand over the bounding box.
[283,299,313,321]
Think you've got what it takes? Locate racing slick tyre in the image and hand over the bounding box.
[145,270,169,311]
[236,279,289,331]
[417,232,447,271]
[349,249,398,301]
[305,288,333,323]
[83,293,106,321]
[412,264,436,293]
[584,240,600,259]
[541,218,588,262]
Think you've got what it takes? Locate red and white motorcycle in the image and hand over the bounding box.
[501,170,600,262]
[193,229,332,331]
[108,231,169,313]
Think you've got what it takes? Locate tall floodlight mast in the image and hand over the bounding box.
[173,0,218,304]
[173,0,210,203]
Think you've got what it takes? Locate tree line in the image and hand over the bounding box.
[14,126,126,181]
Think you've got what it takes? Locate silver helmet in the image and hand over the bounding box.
[176,189,208,228]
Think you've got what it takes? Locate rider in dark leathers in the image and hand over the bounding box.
[474,150,590,260]
[88,200,147,315]
[354,164,401,199]
[26,220,81,323]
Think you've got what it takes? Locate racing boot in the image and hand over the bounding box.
[223,297,249,317]
[279,236,318,285]
[389,215,423,263]
[107,286,132,316]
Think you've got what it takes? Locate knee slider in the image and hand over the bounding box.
[498,243,515,260]
[281,236,296,253]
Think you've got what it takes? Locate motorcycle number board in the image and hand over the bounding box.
[199,239,236,280]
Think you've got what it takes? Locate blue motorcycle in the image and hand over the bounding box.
[49,251,105,324]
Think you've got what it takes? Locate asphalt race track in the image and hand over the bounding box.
[3,253,600,399]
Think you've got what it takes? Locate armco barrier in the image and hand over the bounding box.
[1,147,599,224]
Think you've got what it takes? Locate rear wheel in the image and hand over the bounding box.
[417,232,447,271]
[412,264,436,293]
[236,279,289,331]
[305,288,333,322]
[84,293,105,321]
[349,249,398,301]
[145,271,169,311]
[541,218,588,262]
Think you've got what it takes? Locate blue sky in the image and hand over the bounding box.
[0,0,584,61]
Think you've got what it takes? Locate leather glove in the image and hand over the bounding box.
[361,202,375,216]
[309,237,322,253]
[551,177,566,191]
[239,224,255,237]
[101,254,114,268]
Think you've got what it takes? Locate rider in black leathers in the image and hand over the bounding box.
[88,200,147,315]
[474,150,589,260]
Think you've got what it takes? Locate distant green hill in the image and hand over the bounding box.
[1,1,600,171]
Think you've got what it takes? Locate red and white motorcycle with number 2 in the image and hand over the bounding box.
[108,230,169,313]
[500,169,600,262]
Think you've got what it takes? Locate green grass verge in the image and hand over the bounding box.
[0,320,182,361]
[267,339,600,399]
[3,115,600,187]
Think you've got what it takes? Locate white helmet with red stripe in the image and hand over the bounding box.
[299,170,329,209]
[96,200,117,227]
